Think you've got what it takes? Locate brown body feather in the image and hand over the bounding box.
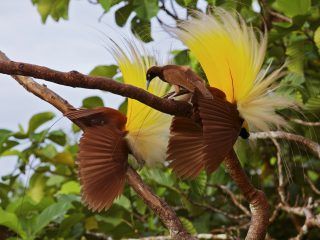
[167,87,243,178]
[64,108,128,212]
[147,65,213,99]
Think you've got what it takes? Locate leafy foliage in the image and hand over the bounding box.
[1,0,320,239]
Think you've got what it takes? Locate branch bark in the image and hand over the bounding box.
[0,52,194,240]
[224,150,270,240]
[250,131,320,159]
[0,58,192,117]
[126,168,196,240]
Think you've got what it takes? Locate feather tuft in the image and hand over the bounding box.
[109,38,172,166]
[169,8,296,131]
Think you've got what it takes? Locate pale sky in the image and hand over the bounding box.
[0,1,184,176]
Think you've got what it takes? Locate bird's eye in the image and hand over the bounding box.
[147,74,151,78]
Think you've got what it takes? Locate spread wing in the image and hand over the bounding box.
[78,125,128,212]
[196,92,242,173]
[167,117,206,179]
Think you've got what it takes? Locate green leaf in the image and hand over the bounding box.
[37,144,58,160]
[82,96,104,109]
[28,112,55,135]
[59,181,80,195]
[47,130,66,146]
[118,99,128,115]
[114,195,131,210]
[98,0,112,12]
[173,49,190,66]
[273,0,311,17]
[286,41,305,75]
[89,65,118,78]
[134,0,159,20]
[34,0,70,23]
[31,199,73,236]
[304,95,320,112]
[0,140,19,155]
[189,171,207,195]
[314,26,320,54]
[0,207,26,238]
[307,170,318,181]
[179,217,197,235]
[131,17,152,42]
[27,174,46,203]
[176,0,195,7]
[115,4,133,27]
[52,151,74,166]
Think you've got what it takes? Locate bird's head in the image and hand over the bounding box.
[146,66,161,90]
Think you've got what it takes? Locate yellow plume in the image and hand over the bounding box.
[110,39,172,166]
[170,8,295,131]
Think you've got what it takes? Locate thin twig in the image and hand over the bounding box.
[216,185,251,216]
[271,138,286,203]
[250,131,320,159]
[291,118,320,127]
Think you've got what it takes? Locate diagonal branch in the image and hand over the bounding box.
[0,51,195,240]
[0,58,192,117]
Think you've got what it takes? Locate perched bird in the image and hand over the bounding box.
[65,40,172,211]
[149,8,294,179]
[146,65,213,99]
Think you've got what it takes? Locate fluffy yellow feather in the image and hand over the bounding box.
[170,8,294,131]
[110,40,172,166]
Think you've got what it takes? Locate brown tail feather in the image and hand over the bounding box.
[78,125,129,212]
[167,117,206,179]
[196,90,242,173]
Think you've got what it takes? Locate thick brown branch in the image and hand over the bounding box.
[126,167,196,240]
[0,52,194,240]
[224,150,270,240]
[0,58,192,117]
[250,131,320,159]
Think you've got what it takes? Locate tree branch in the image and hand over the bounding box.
[0,58,192,117]
[291,118,320,127]
[250,131,320,159]
[126,168,196,240]
[224,150,270,240]
[0,51,194,240]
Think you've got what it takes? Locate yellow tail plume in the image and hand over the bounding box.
[110,39,172,166]
[170,8,295,131]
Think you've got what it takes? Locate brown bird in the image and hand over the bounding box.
[146,66,245,179]
[167,88,243,178]
[65,107,129,212]
[146,65,213,99]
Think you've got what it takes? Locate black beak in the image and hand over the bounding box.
[146,80,151,90]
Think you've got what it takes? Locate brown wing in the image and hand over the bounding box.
[163,69,196,93]
[65,107,127,130]
[196,91,242,173]
[78,125,128,212]
[64,107,106,120]
[167,117,206,179]
[185,68,213,99]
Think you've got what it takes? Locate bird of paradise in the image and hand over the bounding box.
[148,8,294,179]
[66,40,172,211]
